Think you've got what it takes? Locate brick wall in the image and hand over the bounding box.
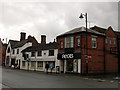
[105,27,118,73]
[81,34,105,74]
[57,27,119,74]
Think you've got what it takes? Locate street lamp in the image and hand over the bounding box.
[79,13,88,75]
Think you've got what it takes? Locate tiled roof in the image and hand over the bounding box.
[13,39,30,48]
[90,26,107,34]
[115,31,120,38]
[9,40,19,49]
[21,42,58,52]
[57,26,105,38]
[9,35,38,49]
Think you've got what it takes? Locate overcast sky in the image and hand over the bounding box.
[0,0,119,43]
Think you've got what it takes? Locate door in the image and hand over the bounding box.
[67,59,73,72]
[73,59,78,72]
[11,59,15,66]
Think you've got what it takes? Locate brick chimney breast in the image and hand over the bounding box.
[41,35,46,44]
[20,32,26,41]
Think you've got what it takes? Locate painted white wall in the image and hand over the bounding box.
[78,59,81,73]
[21,49,61,72]
[5,42,32,68]
[5,42,12,66]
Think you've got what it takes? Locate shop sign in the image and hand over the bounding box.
[57,52,81,60]
[62,54,74,59]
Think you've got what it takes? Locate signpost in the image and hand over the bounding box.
[84,55,91,75]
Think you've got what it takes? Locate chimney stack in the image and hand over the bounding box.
[20,32,26,41]
[41,35,46,44]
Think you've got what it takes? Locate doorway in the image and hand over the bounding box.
[67,59,73,72]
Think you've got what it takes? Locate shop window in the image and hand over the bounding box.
[48,62,55,67]
[60,40,63,49]
[38,61,43,68]
[12,49,15,54]
[7,47,10,53]
[92,37,97,48]
[38,51,42,56]
[65,36,74,48]
[49,50,54,56]
[31,62,36,67]
[76,37,80,47]
[22,61,25,67]
[31,52,35,57]
[17,49,19,54]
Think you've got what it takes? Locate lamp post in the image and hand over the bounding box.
[79,13,88,75]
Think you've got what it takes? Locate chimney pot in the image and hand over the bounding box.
[41,35,46,44]
[20,32,26,41]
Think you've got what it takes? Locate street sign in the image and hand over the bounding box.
[84,55,91,59]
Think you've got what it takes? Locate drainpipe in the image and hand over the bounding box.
[117,37,120,74]
[80,35,82,75]
[104,37,106,74]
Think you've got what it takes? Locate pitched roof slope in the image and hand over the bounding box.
[9,35,39,49]
[57,26,105,38]
[13,39,30,48]
[90,26,107,34]
[22,42,58,52]
[115,31,120,38]
[9,40,19,49]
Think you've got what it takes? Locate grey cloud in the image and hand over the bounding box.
[0,1,118,43]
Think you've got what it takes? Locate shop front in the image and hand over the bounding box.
[57,48,81,74]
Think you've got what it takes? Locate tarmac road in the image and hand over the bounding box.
[2,67,119,88]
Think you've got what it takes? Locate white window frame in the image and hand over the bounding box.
[109,38,112,45]
[76,37,80,47]
[65,36,74,48]
[92,37,97,48]
[60,40,63,48]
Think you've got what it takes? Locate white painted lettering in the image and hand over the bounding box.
[62,54,74,59]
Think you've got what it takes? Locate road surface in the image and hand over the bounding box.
[2,67,119,88]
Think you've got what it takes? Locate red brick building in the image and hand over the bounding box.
[2,43,7,66]
[91,26,119,73]
[57,26,119,74]
[0,39,7,66]
[115,31,120,73]
[57,27,105,74]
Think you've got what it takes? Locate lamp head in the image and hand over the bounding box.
[79,13,84,19]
